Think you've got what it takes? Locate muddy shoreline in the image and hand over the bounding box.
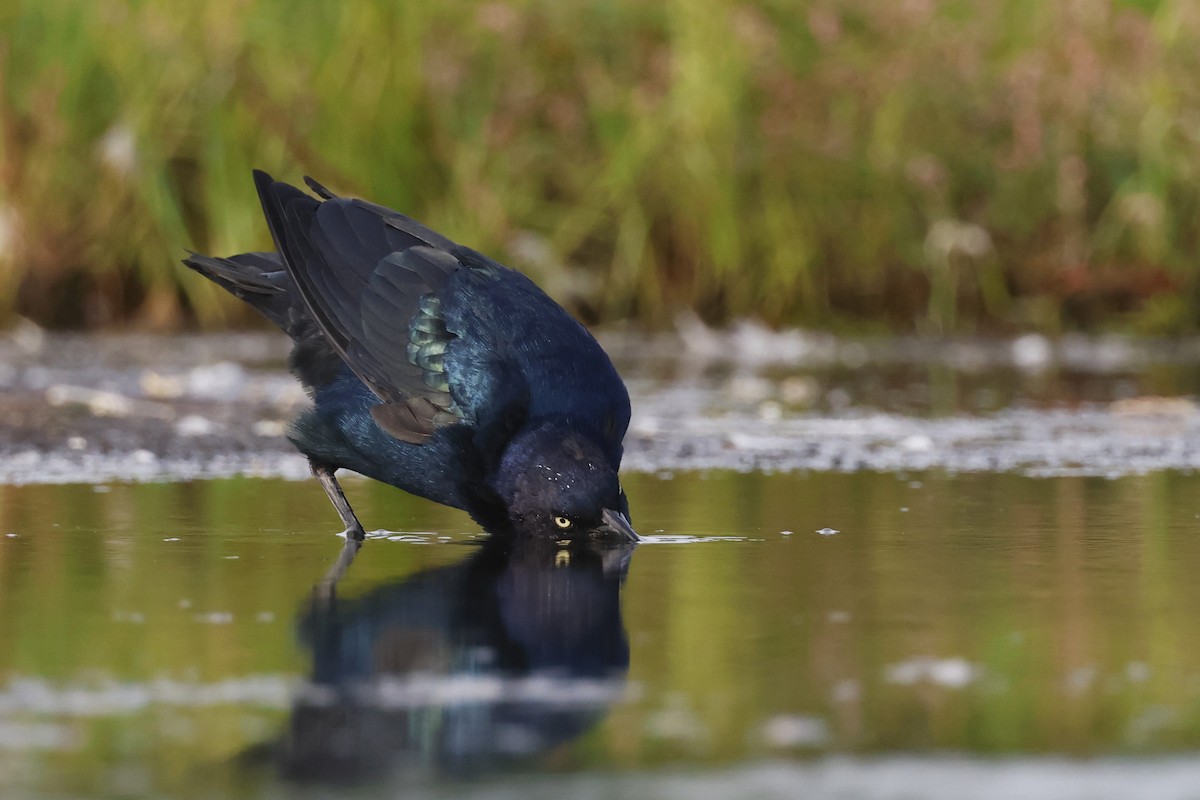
[1,328,1198,484]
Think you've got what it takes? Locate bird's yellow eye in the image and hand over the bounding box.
[553,515,573,529]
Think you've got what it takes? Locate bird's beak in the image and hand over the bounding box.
[601,508,640,542]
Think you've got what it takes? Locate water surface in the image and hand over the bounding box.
[3,469,1200,798]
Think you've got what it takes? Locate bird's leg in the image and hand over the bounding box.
[310,461,367,541]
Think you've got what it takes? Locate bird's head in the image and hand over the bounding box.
[491,422,637,542]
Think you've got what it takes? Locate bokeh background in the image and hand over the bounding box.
[3,0,1200,332]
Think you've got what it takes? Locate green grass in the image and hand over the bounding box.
[3,0,1200,332]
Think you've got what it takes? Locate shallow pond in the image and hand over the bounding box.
[4,468,1200,799]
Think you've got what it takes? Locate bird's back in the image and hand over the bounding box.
[438,251,629,460]
[184,173,630,518]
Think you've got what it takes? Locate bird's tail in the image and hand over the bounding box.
[182,250,299,334]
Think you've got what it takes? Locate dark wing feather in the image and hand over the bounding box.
[252,171,499,444]
[303,176,337,199]
[359,247,461,398]
[300,172,459,253]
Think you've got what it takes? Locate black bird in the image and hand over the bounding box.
[184,171,636,542]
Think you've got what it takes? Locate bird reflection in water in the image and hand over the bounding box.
[272,538,635,783]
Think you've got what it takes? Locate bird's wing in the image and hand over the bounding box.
[254,170,511,445]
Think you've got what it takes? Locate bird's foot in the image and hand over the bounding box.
[338,523,367,541]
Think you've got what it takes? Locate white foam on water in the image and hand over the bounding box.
[885,657,980,688]
[0,675,295,716]
[422,758,1200,800]
[0,673,633,719]
[0,721,78,752]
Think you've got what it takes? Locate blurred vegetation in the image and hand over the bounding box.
[3,0,1200,332]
